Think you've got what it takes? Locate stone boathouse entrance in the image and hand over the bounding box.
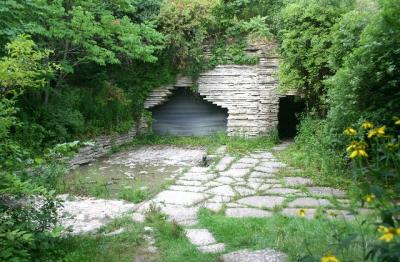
[143,44,303,138]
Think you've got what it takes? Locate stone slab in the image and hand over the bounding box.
[185,229,216,246]
[154,191,207,206]
[250,152,274,159]
[258,184,273,191]
[306,187,347,198]
[248,182,262,190]
[249,171,276,178]
[161,206,199,223]
[175,180,203,186]
[283,177,313,187]
[215,156,236,171]
[220,169,250,178]
[198,243,225,253]
[203,203,223,212]
[226,203,245,208]
[231,163,256,169]
[226,208,272,218]
[221,249,287,262]
[235,186,256,196]
[237,157,259,164]
[287,197,331,208]
[259,161,287,168]
[264,188,300,195]
[248,178,264,183]
[206,185,236,197]
[254,166,279,173]
[180,173,216,182]
[203,181,224,187]
[236,196,285,209]
[169,185,208,193]
[207,195,232,203]
[189,167,210,173]
[263,179,281,184]
[215,176,237,185]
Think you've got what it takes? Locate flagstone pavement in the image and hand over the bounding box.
[132,141,367,260]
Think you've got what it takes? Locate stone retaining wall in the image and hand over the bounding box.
[68,128,137,168]
[144,44,282,137]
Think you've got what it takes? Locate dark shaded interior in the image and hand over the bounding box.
[150,88,228,136]
[278,96,305,139]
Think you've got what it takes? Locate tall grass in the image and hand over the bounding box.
[129,130,279,155]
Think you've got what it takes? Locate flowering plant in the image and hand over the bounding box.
[344,117,400,261]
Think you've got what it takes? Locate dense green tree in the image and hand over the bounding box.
[278,0,354,114]
[0,0,164,90]
[0,36,61,262]
[326,0,400,132]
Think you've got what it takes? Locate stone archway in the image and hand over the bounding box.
[150,88,228,136]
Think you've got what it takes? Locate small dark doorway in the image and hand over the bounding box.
[150,88,228,136]
[278,96,305,139]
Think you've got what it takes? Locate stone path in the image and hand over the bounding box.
[133,141,358,258]
[58,194,136,234]
[221,249,287,262]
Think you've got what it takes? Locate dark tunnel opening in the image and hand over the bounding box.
[150,88,228,136]
[278,96,305,139]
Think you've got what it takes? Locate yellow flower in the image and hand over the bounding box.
[378,226,400,242]
[328,211,338,217]
[344,127,357,136]
[297,209,307,217]
[364,194,375,203]
[368,126,386,138]
[396,119,400,125]
[362,122,374,129]
[346,141,358,151]
[322,254,340,262]
[377,126,386,136]
[349,149,368,159]
[379,232,395,242]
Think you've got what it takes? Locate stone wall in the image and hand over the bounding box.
[68,128,138,168]
[144,44,281,137]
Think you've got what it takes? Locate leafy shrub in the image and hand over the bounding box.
[0,172,62,261]
[290,117,347,178]
[157,0,217,71]
[326,0,400,134]
[209,41,258,67]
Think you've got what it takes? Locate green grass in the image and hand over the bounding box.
[127,131,279,156]
[275,143,355,190]
[56,217,145,262]
[56,212,219,262]
[274,143,364,204]
[150,220,217,262]
[54,208,379,262]
[197,209,376,262]
[118,187,149,203]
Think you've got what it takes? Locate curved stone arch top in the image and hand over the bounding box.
[144,49,280,137]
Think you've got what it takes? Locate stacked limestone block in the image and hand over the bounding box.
[144,44,281,137]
